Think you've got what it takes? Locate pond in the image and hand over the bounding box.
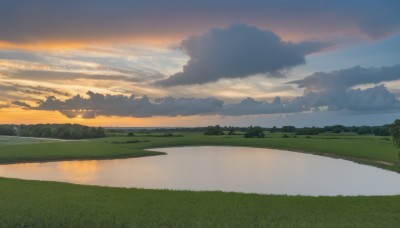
[0,146,399,196]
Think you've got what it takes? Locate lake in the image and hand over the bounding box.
[0,146,399,196]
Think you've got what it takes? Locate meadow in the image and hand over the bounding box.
[0,177,399,227]
[0,132,399,227]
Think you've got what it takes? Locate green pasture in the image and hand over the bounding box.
[0,132,399,227]
[0,178,399,227]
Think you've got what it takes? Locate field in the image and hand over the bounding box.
[0,136,66,146]
[0,178,399,227]
[0,132,399,227]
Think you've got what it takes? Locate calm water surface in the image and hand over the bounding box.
[1,146,400,196]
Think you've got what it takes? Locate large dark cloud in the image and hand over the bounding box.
[0,0,399,44]
[156,24,326,86]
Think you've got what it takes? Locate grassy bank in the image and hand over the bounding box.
[0,133,398,172]
[0,177,399,227]
[0,138,165,164]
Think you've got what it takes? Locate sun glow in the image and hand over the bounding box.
[0,107,219,127]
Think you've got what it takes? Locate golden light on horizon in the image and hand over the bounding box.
[0,34,183,52]
[0,107,219,127]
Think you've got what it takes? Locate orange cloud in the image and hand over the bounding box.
[0,35,182,52]
[0,41,86,52]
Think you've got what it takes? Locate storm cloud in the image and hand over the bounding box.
[156,24,326,86]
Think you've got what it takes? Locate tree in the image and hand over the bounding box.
[389,119,400,164]
[0,124,105,139]
[204,125,224,135]
[227,126,236,135]
[281,126,296,133]
[244,126,265,138]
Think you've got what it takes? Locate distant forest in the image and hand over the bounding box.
[0,124,391,140]
[0,124,106,139]
[107,124,391,136]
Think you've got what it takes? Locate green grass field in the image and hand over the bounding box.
[0,139,164,164]
[0,178,399,227]
[0,133,399,227]
[0,136,65,146]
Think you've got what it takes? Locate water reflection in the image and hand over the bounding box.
[0,146,400,196]
[58,160,99,183]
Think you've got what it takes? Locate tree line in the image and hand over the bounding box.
[0,124,106,139]
[202,124,390,137]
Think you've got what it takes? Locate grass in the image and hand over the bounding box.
[0,136,63,146]
[0,132,399,227]
[0,133,398,171]
[0,140,164,164]
[0,177,399,227]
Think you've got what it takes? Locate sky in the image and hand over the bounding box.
[1,0,400,127]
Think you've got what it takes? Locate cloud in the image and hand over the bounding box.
[220,97,303,116]
[298,85,400,112]
[11,101,31,108]
[156,24,326,86]
[8,70,140,83]
[35,91,223,118]
[290,65,400,91]
[355,2,400,39]
[289,65,400,111]
[0,0,399,47]
[13,64,400,118]
[0,99,9,109]
[0,49,169,84]
[31,87,398,119]
[0,82,70,97]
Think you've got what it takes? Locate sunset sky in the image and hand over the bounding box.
[1,0,400,127]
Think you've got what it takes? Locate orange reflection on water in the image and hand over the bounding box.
[57,160,99,183]
[0,163,43,178]
[7,163,42,171]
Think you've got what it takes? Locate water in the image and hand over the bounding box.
[0,146,399,196]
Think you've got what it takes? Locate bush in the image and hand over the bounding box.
[244,126,265,138]
[204,125,224,135]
